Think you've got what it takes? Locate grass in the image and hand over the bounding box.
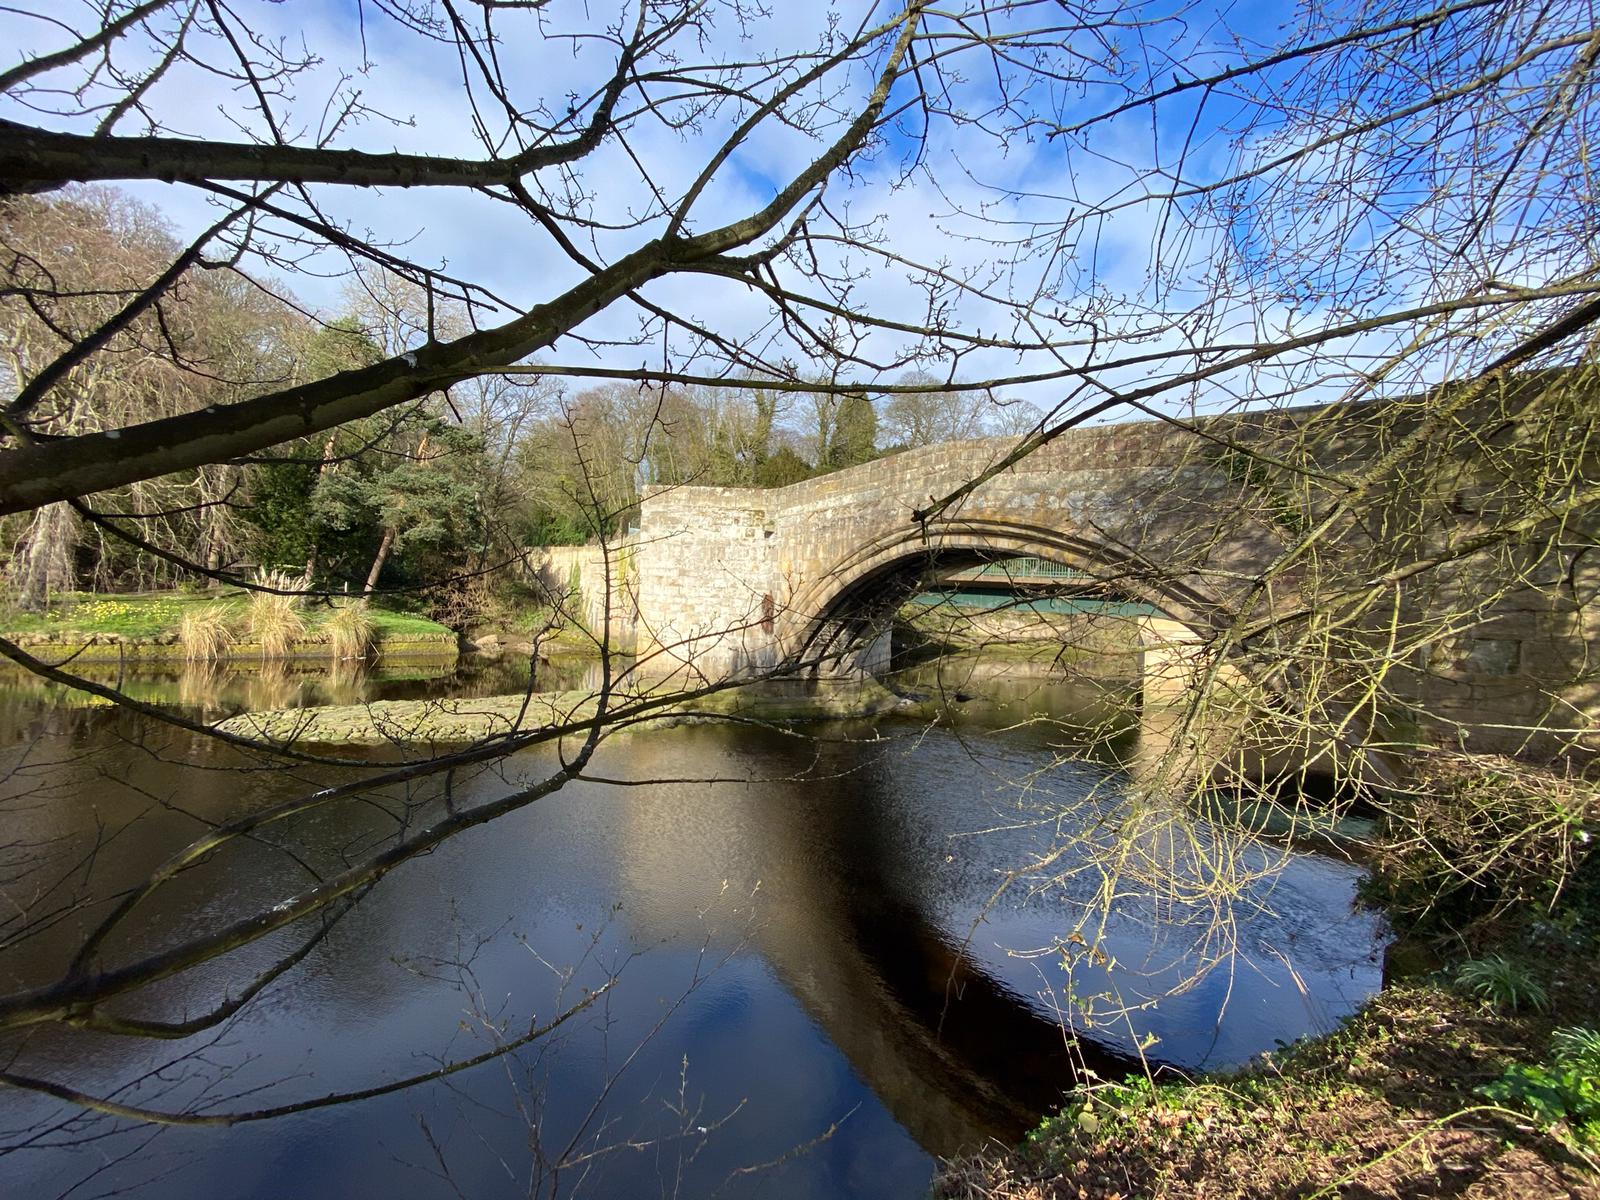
[1481,1027,1600,1155]
[2,589,455,653]
[363,607,457,640]
[179,604,233,664]
[3,593,194,639]
[1457,954,1551,1013]
[1554,1028,1600,1074]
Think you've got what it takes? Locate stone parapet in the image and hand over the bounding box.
[530,383,1597,762]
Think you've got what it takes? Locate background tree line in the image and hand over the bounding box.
[515,372,1037,544]
[0,0,1595,1190]
[2,188,1038,610]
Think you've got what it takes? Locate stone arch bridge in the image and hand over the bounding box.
[528,402,1598,759]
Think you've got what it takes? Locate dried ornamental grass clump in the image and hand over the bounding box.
[178,604,233,664]
[325,603,374,662]
[247,569,307,659]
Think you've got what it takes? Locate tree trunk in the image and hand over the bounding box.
[198,464,233,588]
[356,431,427,602]
[303,432,339,583]
[361,526,395,602]
[11,502,78,612]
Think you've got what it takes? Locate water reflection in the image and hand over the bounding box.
[0,651,616,728]
[0,662,1385,1200]
[607,722,1383,1142]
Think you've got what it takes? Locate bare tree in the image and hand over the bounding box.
[878,373,995,450]
[2,187,303,602]
[0,0,1597,1190]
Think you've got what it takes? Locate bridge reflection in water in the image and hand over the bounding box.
[605,700,1385,1158]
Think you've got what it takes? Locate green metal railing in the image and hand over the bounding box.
[907,590,1159,617]
[952,556,1088,580]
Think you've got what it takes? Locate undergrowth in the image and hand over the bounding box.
[1482,1027,1600,1156]
[1360,752,1599,938]
[936,977,1599,1199]
[934,755,1600,1200]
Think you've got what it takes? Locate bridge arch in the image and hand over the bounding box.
[623,400,1597,764]
[631,432,1287,689]
[779,517,1227,686]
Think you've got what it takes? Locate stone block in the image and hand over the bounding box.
[1461,637,1521,676]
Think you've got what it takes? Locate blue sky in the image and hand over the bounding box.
[3,0,1590,423]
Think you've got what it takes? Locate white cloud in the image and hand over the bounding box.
[4,0,1578,420]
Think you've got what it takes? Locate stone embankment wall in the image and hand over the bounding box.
[4,632,456,662]
[898,604,1146,680]
[524,541,636,648]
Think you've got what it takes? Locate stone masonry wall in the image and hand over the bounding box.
[633,488,780,675]
[610,396,1597,759]
[633,420,1286,678]
[525,541,636,647]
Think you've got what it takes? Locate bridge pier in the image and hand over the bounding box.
[810,623,893,681]
[1138,615,1209,705]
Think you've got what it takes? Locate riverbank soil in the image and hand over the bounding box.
[934,959,1599,1199]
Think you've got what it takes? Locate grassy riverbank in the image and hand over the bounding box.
[2,590,456,657]
[935,907,1600,1199]
[894,605,1143,675]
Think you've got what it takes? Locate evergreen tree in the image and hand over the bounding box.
[755,446,814,488]
[308,415,487,594]
[825,392,877,469]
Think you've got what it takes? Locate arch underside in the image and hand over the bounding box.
[782,518,1236,670]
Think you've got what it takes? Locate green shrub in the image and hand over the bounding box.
[1481,1027,1600,1150]
[1454,955,1549,1013]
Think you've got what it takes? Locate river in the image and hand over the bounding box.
[0,656,1385,1199]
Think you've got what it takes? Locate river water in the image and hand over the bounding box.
[0,657,1385,1199]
